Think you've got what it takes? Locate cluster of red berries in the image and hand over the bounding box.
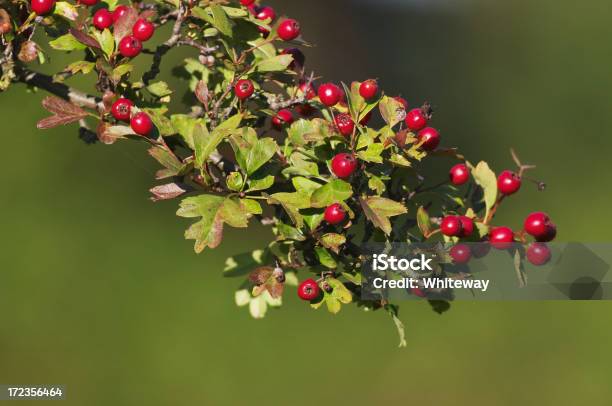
[111,98,154,136]
[239,0,301,40]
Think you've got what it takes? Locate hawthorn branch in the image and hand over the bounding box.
[15,67,104,112]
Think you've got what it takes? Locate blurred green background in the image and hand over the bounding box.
[2,0,612,404]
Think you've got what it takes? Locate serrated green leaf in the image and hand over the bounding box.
[417,206,433,238]
[292,177,322,194]
[53,1,78,21]
[315,247,337,269]
[357,143,384,163]
[469,161,498,220]
[257,54,293,72]
[65,60,95,75]
[378,96,405,128]
[111,63,133,82]
[93,28,114,58]
[210,5,233,37]
[320,233,346,254]
[147,81,173,97]
[310,179,353,208]
[247,175,275,192]
[49,34,86,52]
[268,191,310,227]
[360,196,407,235]
[245,138,278,175]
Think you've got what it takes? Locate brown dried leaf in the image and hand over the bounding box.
[37,96,88,129]
[149,183,188,202]
[18,41,38,63]
[195,80,209,106]
[249,266,274,286]
[113,7,139,43]
[69,28,101,49]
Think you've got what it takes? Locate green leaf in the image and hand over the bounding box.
[210,5,233,37]
[310,179,353,208]
[222,6,248,17]
[92,28,114,58]
[256,54,293,72]
[287,119,315,146]
[277,223,305,241]
[417,206,433,238]
[357,143,384,163]
[111,64,133,82]
[320,233,346,254]
[177,195,249,253]
[386,305,407,348]
[342,272,362,285]
[360,196,407,235]
[291,177,322,194]
[469,161,498,220]
[170,114,201,149]
[242,199,262,215]
[194,114,242,167]
[65,60,95,75]
[53,2,78,21]
[315,247,337,269]
[226,172,244,191]
[245,138,278,175]
[147,81,173,98]
[268,192,311,227]
[49,34,86,52]
[148,146,186,179]
[328,278,352,304]
[143,108,174,136]
[378,96,405,128]
[247,175,275,192]
[367,174,386,195]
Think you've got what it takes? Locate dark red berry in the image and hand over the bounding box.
[130,112,153,136]
[297,278,320,301]
[272,109,294,130]
[240,0,255,5]
[132,18,155,42]
[111,98,133,122]
[80,0,97,6]
[295,104,314,117]
[405,108,427,131]
[324,203,346,225]
[234,79,254,99]
[536,223,557,243]
[360,111,372,126]
[281,48,305,70]
[526,243,551,266]
[450,244,472,264]
[334,113,355,136]
[112,5,129,23]
[331,153,357,179]
[394,96,409,110]
[411,287,426,298]
[359,79,378,100]
[31,0,55,15]
[318,83,341,107]
[489,226,514,250]
[524,212,551,239]
[254,6,275,21]
[459,216,474,237]
[417,127,440,151]
[277,18,300,41]
[441,215,463,237]
[118,35,142,58]
[449,163,470,185]
[497,170,521,195]
[92,8,113,30]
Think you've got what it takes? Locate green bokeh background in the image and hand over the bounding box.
[1,0,612,404]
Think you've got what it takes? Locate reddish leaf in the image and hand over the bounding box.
[195,80,209,106]
[37,96,88,130]
[69,28,101,49]
[149,183,188,202]
[113,7,139,43]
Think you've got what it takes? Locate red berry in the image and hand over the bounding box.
[524,212,551,239]
[359,79,378,100]
[281,48,305,70]
[92,8,113,30]
[118,35,142,58]
[417,127,440,151]
[80,0,97,6]
[331,153,357,179]
[497,170,521,195]
[112,5,129,23]
[411,287,426,298]
[489,226,514,250]
[324,203,346,225]
[277,18,300,41]
[405,108,427,131]
[130,112,153,136]
[272,109,294,130]
[449,163,469,185]
[297,278,320,301]
[536,223,557,243]
[295,104,314,117]
[132,18,155,42]
[441,215,463,237]
[254,6,275,21]
[459,216,474,237]
[334,113,355,136]
[31,0,55,15]
[234,79,255,99]
[394,96,409,110]
[111,98,133,122]
[318,83,341,107]
[298,81,316,100]
[240,0,255,5]
[526,242,551,266]
[450,244,472,264]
